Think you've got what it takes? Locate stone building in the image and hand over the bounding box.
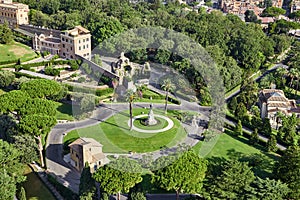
[219,0,283,16]
[258,89,300,125]
[60,26,91,60]
[33,26,91,60]
[68,137,108,173]
[0,0,29,27]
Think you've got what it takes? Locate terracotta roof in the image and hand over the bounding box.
[268,102,289,108]
[68,138,85,153]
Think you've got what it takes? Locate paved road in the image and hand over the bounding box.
[46,97,286,195]
[225,63,289,101]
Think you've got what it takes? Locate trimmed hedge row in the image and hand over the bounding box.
[47,174,78,200]
[0,59,19,66]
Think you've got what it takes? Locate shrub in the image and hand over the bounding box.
[95,88,114,96]
[47,174,78,200]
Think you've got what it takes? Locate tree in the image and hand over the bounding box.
[274,146,300,199]
[261,118,272,136]
[125,89,136,130]
[289,10,300,22]
[17,187,27,200]
[247,177,289,200]
[93,158,143,200]
[80,94,95,113]
[79,163,95,199]
[18,114,57,167]
[161,79,175,114]
[245,10,260,23]
[0,70,15,88]
[249,128,259,145]
[205,159,255,199]
[13,134,39,164]
[129,191,146,200]
[0,22,13,44]
[264,0,273,8]
[20,79,62,99]
[266,135,277,152]
[234,120,243,136]
[153,151,207,200]
[262,7,286,18]
[0,140,26,199]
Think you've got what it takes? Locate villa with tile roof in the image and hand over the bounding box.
[69,137,108,172]
[259,89,300,125]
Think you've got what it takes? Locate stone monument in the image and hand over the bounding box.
[145,101,157,126]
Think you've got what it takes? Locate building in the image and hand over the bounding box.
[33,26,91,60]
[68,137,108,173]
[291,0,300,13]
[60,26,91,60]
[219,0,283,16]
[0,0,29,27]
[258,89,300,125]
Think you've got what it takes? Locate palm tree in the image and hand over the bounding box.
[293,69,300,96]
[126,89,136,130]
[275,111,284,130]
[288,68,298,89]
[275,67,287,88]
[161,79,175,114]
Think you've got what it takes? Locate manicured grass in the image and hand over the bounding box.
[193,132,279,178]
[54,102,75,121]
[64,108,186,153]
[133,117,169,130]
[22,165,55,200]
[0,42,37,63]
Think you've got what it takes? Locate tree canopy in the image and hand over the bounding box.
[153,151,207,198]
[20,79,62,99]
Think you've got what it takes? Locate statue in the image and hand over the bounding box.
[145,97,157,126]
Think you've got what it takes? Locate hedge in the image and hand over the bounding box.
[0,59,18,66]
[95,88,114,96]
[47,174,78,200]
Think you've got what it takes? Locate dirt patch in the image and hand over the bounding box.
[8,44,31,56]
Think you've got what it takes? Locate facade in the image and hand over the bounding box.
[258,89,300,125]
[33,26,91,60]
[60,26,91,60]
[33,34,61,55]
[69,137,107,173]
[291,0,300,13]
[0,0,29,27]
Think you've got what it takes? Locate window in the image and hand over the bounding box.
[66,39,68,42]
[79,46,81,50]
[62,44,65,48]
[62,38,65,41]
[83,39,85,42]
[70,47,72,51]
[86,38,89,41]
[79,40,81,44]
[83,45,85,49]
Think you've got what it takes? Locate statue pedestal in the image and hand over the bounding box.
[145,109,157,125]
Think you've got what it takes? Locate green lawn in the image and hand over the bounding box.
[64,108,186,153]
[133,117,169,130]
[193,131,279,177]
[54,102,75,121]
[22,165,55,200]
[0,42,37,63]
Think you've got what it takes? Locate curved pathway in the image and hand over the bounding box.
[130,114,174,133]
[46,94,287,194]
